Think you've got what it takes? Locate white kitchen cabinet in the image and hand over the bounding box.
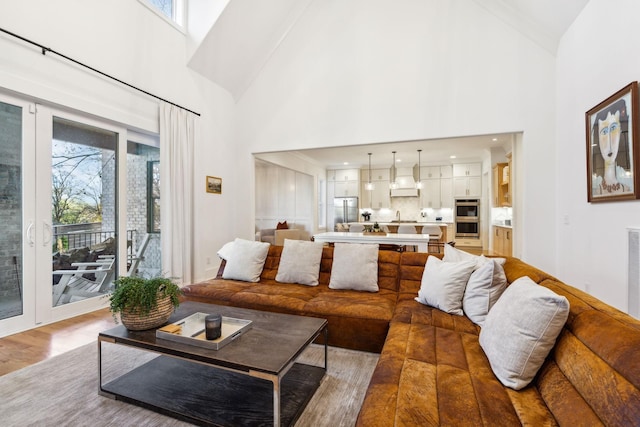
[329,169,359,182]
[440,178,453,208]
[362,168,390,182]
[420,178,453,209]
[418,165,453,208]
[453,176,481,198]
[334,180,359,197]
[372,184,390,209]
[330,168,360,197]
[361,183,372,208]
[453,163,481,177]
[420,165,452,179]
[361,168,390,209]
[420,179,441,208]
[421,166,440,179]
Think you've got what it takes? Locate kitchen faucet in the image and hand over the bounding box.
[396,210,401,222]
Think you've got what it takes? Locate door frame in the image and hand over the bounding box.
[0,91,129,337]
[37,106,129,326]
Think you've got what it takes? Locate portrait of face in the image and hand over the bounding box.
[586,82,638,202]
[598,110,621,164]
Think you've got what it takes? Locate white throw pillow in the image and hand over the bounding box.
[221,238,270,282]
[479,276,570,390]
[443,243,478,264]
[328,243,379,292]
[443,244,505,269]
[217,240,236,261]
[463,258,508,326]
[275,239,324,286]
[415,256,476,315]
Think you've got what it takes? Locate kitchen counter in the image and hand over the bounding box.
[352,222,453,226]
[492,223,512,229]
[348,222,452,242]
[313,232,432,253]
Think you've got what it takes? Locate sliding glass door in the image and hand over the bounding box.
[0,93,129,336]
[0,95,36,335]
[50,117,119,308]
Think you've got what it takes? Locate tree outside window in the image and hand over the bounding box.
[149,0,172,20]
[143,0,184,27]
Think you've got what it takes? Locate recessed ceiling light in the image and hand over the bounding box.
[450,155,457,159]
[492,138,498,142]
[396,159,402,163]
[343,162,349,165]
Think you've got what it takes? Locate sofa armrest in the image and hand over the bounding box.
[259,228,276,245]
[274,229,302,246]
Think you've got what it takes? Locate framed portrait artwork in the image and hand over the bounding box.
[586,82,640,202]
[206,176,222,194]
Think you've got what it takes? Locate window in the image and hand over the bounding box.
[139,0,185,29]
[318,178,326,229]
[147,160,160,233]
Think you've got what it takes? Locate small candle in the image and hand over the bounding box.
[205,314,222,340]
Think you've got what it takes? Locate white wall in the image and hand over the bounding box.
[0,0,236,282]
[234,0,558,272]
[555,0,640,312]
[254,160,315,237]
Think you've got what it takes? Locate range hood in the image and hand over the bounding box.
[390,166,419,197]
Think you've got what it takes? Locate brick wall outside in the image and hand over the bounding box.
[0,103,23,300]
[101,144,161,277]
[126,145,161,277]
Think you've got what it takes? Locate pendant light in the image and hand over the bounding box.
[415,149,423,189]
[389,151,398,190]
[365,153,375,191]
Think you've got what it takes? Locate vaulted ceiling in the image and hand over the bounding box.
[188,0,589,167]
[188,0,589,102]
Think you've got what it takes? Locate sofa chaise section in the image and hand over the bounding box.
[356,252,640,426]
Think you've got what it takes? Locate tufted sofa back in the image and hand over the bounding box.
[259,245,401,291]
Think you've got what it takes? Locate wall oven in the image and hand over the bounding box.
[455,199,480,238]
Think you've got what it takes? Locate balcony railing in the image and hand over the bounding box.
[53,223,137,258]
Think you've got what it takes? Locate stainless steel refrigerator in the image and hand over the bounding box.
[334,197,359,226]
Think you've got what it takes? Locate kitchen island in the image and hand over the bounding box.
[348,222,451,240]
[313,231,431,252]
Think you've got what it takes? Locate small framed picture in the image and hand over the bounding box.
[206,176,222,194]
[586,82,640,202]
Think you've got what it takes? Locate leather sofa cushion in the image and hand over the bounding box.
[357,321,554,426]
[393,293,479,335]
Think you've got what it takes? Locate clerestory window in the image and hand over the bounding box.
[139,0,185,29]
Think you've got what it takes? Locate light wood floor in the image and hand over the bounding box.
[0,308,114,376]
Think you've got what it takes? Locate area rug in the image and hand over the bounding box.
[1,341,378,426]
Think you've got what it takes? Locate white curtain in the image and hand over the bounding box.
[160,102,196,285]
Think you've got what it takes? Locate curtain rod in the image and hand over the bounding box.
[0,27,201,117]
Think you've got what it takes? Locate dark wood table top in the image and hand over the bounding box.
[99,301,327,375]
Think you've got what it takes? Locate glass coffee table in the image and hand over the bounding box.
[98,301,328,426]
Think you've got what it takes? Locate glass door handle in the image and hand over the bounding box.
[43,221,52,246]
[26,221,35,247]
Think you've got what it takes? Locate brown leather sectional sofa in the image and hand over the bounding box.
[181,245,640,426]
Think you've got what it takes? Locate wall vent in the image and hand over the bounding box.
[628,228,640,318]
